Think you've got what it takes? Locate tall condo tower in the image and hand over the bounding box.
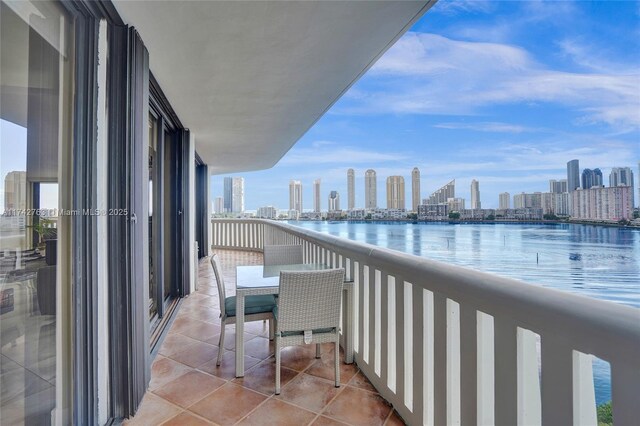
[499,192,510,209]
[3,171,26,210]
[386,176,405,210]
[289,180,303,213]
[426,180,455,205]
[365,169,377,209]
[470,179,481,209]
[313,179,321,212]
[411,167,420,212]
[610,166,635,207]
[549,179,568,193]
[214,196,224,214]
[328,191,340,211]
[232,177,245,212]
[223,177,233,212]
[347,169,355,210]
[610,167,634,187]
[567,159,580,191]
[581,168,603,189]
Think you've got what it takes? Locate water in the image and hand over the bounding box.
[290,221,640,405]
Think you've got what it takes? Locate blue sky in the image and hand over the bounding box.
[212,0,640,211]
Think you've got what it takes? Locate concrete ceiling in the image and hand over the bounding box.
[113,1,433,174]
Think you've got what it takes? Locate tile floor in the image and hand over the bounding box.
[125,249,405,426]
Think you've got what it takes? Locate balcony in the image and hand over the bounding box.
[125,248,402,425]
[202,219,639,426]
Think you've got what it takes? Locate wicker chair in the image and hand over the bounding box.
[210,254,276,366]
[274,268,345,394]
[263,244,303,266]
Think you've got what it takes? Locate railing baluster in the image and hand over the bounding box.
[380,272,389,390]
[395,275,406,409]
[518,328,541,426]
[387,275,397,392]
[363,265,371,364]
[573,351,596,426]
[447,299,461,425]
[541,334,573,425]
[374,270,382,376]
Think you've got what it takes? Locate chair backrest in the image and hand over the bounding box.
[263,244,303,266]
[277,269,345,333]
[210,254,227,317]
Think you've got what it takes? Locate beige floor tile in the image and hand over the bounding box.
[153,370,225,408]
[323,386,391,426]
[236,398,316,426]
[188,383,267,425]
[276,373,343,413]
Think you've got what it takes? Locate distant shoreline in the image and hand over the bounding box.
[288,218,640,229]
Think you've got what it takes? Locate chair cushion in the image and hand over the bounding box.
[225,295,276,317]
[272,306,335,336]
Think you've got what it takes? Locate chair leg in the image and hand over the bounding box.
[316,343,321,359]
[334,340,340,388]
[275,338,281,395]
[217,324,226,366]
[268,318,275,341]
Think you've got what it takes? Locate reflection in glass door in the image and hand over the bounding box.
[0,0,73,423]
[148,113,158,320]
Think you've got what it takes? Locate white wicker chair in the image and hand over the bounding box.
[210,254,276,366]
[274,268,345,394]
[263,244,303,266]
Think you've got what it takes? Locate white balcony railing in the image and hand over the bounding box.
[211,218,640,426]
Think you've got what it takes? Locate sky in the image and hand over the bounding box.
[211,0,640,211]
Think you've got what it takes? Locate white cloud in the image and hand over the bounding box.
[280,144,409,166]
[433,121,537,133]
[339,32,640,132]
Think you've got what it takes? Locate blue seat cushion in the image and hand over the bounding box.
[272,306,335,337]
[224,294,276,318]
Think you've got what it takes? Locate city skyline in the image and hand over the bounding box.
[214,160,638,214]
[210,1,639,211]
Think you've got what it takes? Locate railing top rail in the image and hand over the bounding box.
[212,219,640,364]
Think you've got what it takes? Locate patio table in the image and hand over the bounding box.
[235,263,354,377]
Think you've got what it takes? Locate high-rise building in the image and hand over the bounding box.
[567,159,580,191]
[386,176,405,210]
[214,196,224,214]
[470,179,481,209]
[328,191,340,211]
[610,167,634,188]
[549,179,568,193]
[232,177,244,212]
[541,192,570,216]
[610,166,635,207]
[364,169,377,209]
[347,169,355,210]
[257,206,277,219]
[427,180,455,205]
[581,168,603,189]
[514,192,542,209]
[447,197,465,212]
[571,186,633,221]
[313,179,321,212]
[499,192,510,209]
[4,171,27,211]
[223,176,233,212]
[411,167,420,212]
[289,180,303,213]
